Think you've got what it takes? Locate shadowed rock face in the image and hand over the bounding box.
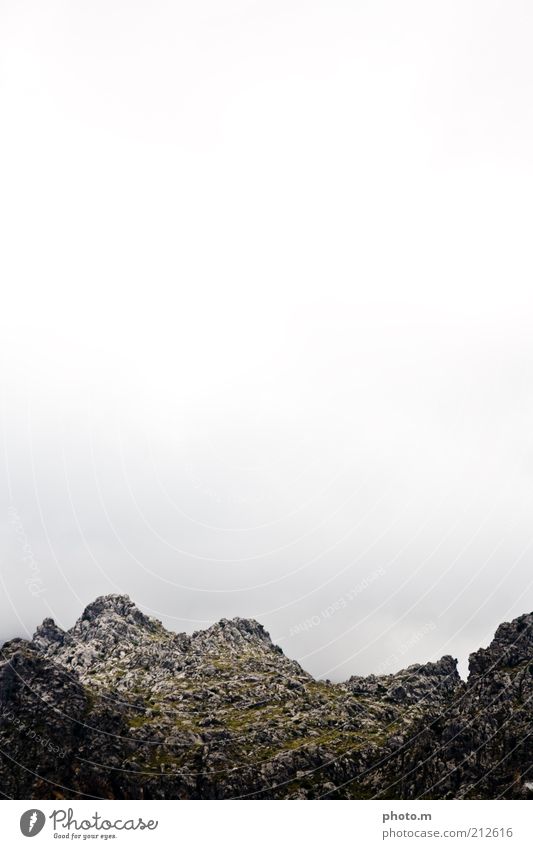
[346,655,459,705]
[0,595,532,800]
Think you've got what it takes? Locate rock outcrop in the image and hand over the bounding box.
[0,595,532,799]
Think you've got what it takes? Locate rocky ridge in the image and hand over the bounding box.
[1,595,532,799]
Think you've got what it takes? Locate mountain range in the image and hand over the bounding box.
[1,594,532,799]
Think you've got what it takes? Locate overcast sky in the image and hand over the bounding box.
[1,1,533,680]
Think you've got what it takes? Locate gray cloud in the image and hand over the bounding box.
[1,0,533,682]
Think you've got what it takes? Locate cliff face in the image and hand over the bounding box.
[1,595,532,800]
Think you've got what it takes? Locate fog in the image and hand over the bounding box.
[2,1,533,680]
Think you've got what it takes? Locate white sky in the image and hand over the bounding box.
[1,0,533,679]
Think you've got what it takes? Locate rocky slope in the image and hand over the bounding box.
[0,595,532,799]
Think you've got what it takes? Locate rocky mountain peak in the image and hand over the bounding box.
[204,616,273,642]
[71,593,165,639]
[468,611,533,679]
[346,654,460,705]
[3,598,533,800]
[78,593,144,621]
[191,616,285,660]
[32,617,67,653]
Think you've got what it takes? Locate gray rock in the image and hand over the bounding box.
[0,596,531,800]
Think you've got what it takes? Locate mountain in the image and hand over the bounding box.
[0,594,532,799]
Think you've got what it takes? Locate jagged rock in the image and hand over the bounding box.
[468,613,533,678]
[347,654,460,705]
[32,618,66,653]
[0,596,532,799]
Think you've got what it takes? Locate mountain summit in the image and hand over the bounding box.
[1,596,532,800]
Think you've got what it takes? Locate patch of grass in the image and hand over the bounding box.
[128,714,151,728]
[82,689,97,716]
